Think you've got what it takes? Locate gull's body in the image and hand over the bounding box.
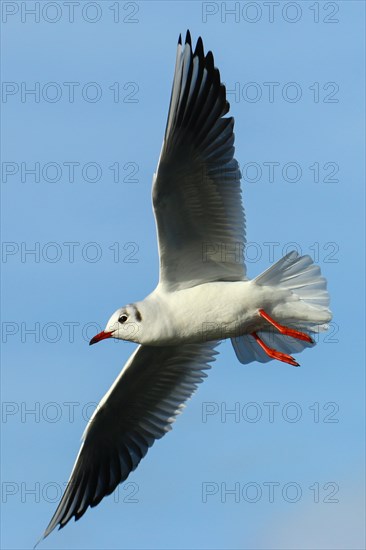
[40,31,331,543]
[128,280,327,346]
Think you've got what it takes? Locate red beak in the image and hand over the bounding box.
[89,331,113,346]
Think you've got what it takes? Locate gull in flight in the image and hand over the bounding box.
[40,31,331,543]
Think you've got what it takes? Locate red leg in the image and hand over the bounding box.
[259,309,314,344]
[252,332,299,367]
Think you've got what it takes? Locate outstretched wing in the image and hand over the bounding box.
[41,342,218,542]
[153,31,246,291]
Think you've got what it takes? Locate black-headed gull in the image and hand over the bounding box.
[40,31,331,542]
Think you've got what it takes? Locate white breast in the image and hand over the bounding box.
[140,281,278,346]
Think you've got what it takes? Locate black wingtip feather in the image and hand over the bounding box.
[205,50,214,71]
[212,67,220,88]
[194,36,204,58]
[185,29,191,46]
[178,33,182,45]
[223,99,230,116]
[74,508,85,521]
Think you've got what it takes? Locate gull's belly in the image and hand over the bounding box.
[150,281,280,345]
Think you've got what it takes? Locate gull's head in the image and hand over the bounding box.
[89,304,142,345]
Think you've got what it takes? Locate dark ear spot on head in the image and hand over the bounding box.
[135,309,142,322]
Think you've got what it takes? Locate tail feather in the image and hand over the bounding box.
[255,251,330,308]
[232,251,331,365]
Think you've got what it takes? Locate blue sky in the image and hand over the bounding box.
[1,1,365,549]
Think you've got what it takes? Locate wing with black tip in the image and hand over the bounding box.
[153,31,246,291]
[40,342,218,542]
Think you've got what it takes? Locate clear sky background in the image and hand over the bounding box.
[1,1,365,549]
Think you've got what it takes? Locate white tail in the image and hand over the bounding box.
[232,251,332,365]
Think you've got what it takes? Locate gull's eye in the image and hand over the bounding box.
[118,314,128,324]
